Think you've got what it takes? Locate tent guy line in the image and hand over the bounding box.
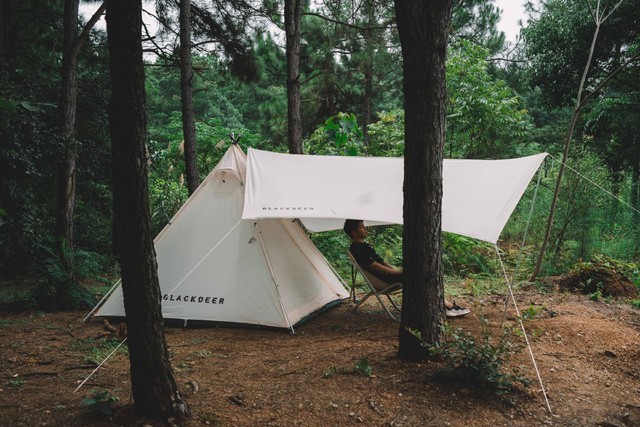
[495,245,552,414]
[548,153,640,215]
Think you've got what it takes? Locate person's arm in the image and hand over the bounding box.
[368,261,402,275]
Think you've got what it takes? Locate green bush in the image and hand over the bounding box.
[29,241,103,310]
[82,389,119,417]
[442,233,495,276]
[411,317,531,394]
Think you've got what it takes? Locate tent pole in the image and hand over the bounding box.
[254,222,295,334]
[281,219,350,293]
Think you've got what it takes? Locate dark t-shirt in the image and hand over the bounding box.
[349,242,403,284]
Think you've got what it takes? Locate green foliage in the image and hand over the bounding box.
[310,229,352,280]
[366,110,405,157]
[629,300,640,309]
[82,389,119,417]
[29,241,105,311]
[452,0,505,54]
[573,255,640,289]
[588,289,603,301]
[147,112,269,235]
[323,357,373,378]
[442,234,495,276]
[410,318,532,394]
[446,39,532,158]
[305,112,364,155]
[7,378,25,388]
[71,336,128,365]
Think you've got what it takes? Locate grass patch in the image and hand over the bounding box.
[0,319,28,328]
[324,357,372,378]
[70,337,128,365]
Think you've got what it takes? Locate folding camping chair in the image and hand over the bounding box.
[347,252,402,321]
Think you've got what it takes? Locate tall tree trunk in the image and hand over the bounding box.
[395,0,452,361]
[0,0,6,69]
[285,0,303,154]
[55,0,80,260]
[530,0,623,280]
[179,0,199,195]
[632,137,640,251]
[106,0,189,422]
[361,1,374,146]
[55,0,106,263]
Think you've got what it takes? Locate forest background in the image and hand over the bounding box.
[1,0,639,310]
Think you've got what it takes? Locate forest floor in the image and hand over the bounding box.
[0,283,639,427]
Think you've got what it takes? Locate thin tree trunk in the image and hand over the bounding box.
[106,0,189,422]
[0,0,6,69]
[55,0,80,260]
[285,0,303,154]
[179,0,199,195]
[55,0,106,263]
[632,137,640,251]
[395,0,452,361]
[531,0,625,280]
[361,1,374,146]
[530,18,601,280]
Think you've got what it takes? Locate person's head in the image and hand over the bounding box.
[343,219,366,241]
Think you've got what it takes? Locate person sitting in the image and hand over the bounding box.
[343,219,470,318]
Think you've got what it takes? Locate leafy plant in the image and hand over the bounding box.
[442,233,495,276]
[588,289,603,301]
[29,240,104,310]
[629,299,640,308]
[71,337,128,365]
[7,378,25,387]
[82,389,119,417]
[409,317,531,394]
[323,357,373,378]
[305,112,364,155]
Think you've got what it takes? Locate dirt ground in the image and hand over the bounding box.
[1,287,639,427]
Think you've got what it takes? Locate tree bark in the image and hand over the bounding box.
[0,0,6,69]
[179,0,200,195]
[530,0,624,280]
[395,0,452,361]
[632,136,640,250]
[285,0,303,154]
[361,1,374,146]
[55,0,106,262]
[55,0,80,259]
[106,0,189,422]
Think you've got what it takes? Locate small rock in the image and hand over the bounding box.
[604,350,617,358]
[330,402,338,408]
[349,412,355,417]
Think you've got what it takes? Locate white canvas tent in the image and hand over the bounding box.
[94,144,350,330]
[242,148,548,244]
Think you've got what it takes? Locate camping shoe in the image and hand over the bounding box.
[445,303,470,318]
